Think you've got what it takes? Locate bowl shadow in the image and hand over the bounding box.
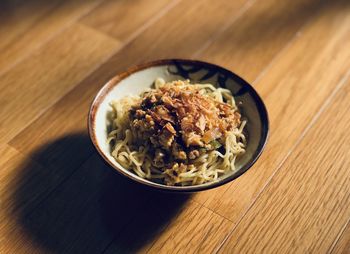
[11,133,190,253]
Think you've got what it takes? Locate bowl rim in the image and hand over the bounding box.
[88,58,269,192]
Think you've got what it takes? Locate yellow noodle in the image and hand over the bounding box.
[107,79,247,186]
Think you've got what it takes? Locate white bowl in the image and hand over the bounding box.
[88,59,269,192]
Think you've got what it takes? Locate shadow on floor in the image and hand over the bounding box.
[12,133,190,253]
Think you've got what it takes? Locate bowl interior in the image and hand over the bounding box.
[90,60,268,191]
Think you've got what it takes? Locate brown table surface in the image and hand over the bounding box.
[1,0,350,253]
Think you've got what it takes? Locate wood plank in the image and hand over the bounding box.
[80,0,177,42]
[1,152,188,253]
[7,0,341,252]
[3,0,250,252]
[0,153,108,253]
[145,205,232,254]
[103,198,232,254]
[2,133,98,217]
[4,0,350,252]
[1,0,250,249]
[218,78,350,253]
[193,0,350,221]
[0,144,227,253]
[9,0,320,189]
[1,1,350,253]
[0,153,111,253]
[0,23,120,144]
[0,211,43,254]
[0,144,49,254]
[91,0,248,72]
[104,1,350,251]
[146,1,350,250]
[8,0,248,193]
[332,220,350,254]
[0,144,33,209]
[0,0,102,73]
[103,193,193,254]
[20,155,124,254]
[197,0,325,81]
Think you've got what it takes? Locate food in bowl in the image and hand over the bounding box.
[107,78,246,186]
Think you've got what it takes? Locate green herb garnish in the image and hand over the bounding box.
[210,140,222,149]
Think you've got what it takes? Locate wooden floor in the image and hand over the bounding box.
[1,0,350,253]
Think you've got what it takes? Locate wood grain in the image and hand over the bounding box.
[193,0,350,221]
[146,203,232,254]
[332,220,350,253]
[80,0,177,41]
[9,0,248,163]
[1,0,350,253]
[0,144,30,207]
[1,152,187,253]
[0,0,102,73]
[8,0,319,203]
[218,78,350,254]
[97,0,248,71]
[13,154,134,254]
[197,0,325,81]
[135,1,350,251]
[0,23,119,144]
[5,0,250,234]
[2,1,250,252]
[0,144,48,254]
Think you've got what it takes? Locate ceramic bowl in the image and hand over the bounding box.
[88,59,269,192]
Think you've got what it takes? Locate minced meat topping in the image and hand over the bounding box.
[129,81,241,162]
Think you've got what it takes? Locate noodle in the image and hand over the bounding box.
[108,79,246,186]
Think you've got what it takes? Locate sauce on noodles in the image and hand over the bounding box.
[107,79,246,186]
